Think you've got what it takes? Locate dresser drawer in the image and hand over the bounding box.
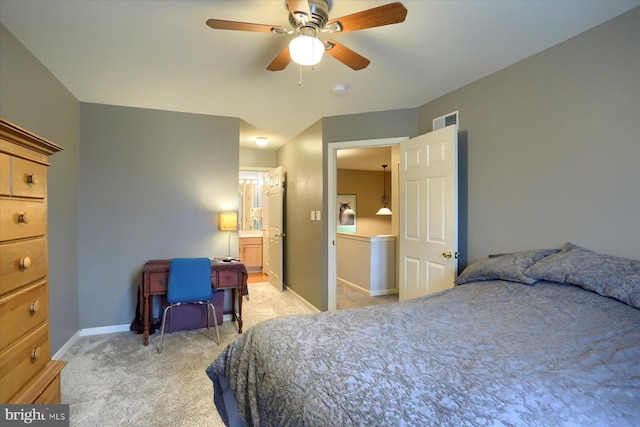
[0,280,49,351]
[217,270,239,289]
[0,323,50,403]
[33,370,61,404]
[11,157,46,199]
[148,272,168,294]
[0,153,9,196]
[0,199,46,242]
[0,237,47,296]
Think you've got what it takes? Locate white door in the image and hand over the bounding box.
[262,172,270,274]
[399,126,458,301]
[267,166,284,291]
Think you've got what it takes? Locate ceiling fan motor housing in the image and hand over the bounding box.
[288,0,331,32]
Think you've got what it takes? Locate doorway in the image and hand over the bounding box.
[327,137,408,311]
[239,169,269,273]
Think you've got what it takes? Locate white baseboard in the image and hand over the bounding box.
[370,289,399,297]
[52,330,81,360]
[79,324,131,337]
[337,277,369,295]
[54,314,235,358]
[338,277,398,297]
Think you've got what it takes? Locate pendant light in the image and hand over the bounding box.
[376,164,392,215]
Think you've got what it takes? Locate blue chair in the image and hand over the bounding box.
[158,258,220,353]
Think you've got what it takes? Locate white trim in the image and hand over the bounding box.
[53,314,235,357]
[52,330,81,359]
[337,277,369,295]
[370,289,399,297]
[80,324,131,336]
[337,277,398,297]
[284,286,321,313]
[328,137,408,312]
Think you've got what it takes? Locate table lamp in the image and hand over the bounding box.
[219,212,238,262]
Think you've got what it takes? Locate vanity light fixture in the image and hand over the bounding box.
[375,164,392,216]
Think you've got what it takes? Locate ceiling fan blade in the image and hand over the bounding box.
[267,46,292,71]
[327,2,407,33]
[206,19,285,34]
[287,0,311,22]
[325,40,370,71]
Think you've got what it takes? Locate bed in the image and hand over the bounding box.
[206,243,640,426]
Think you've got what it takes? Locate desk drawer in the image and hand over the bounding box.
[0,237,47,296]
[0,281,48,351]
[148,272,168,294]
[217,271,239,289]
[0,323,50,403]
[0,199,46,242]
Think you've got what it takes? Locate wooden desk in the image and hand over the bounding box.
[138,259,248,346]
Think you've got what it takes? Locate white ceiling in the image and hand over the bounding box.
[1,0,637,152]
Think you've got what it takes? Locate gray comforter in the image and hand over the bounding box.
[206,281,640,426]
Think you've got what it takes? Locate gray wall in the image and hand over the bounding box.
[276,120,325,308]
[78,103,240,328]
[0,24,80,353]
[417,7,640,264]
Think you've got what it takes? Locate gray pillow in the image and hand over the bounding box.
[456,249,558,285]
[524,242,640,309]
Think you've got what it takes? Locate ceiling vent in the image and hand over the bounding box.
[433,111,459,131]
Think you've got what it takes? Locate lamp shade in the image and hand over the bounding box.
[219,212,238,231]
[376,207,392,216]
[289,35,324,66]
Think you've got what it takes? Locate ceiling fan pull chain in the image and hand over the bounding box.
[298,64,304,88]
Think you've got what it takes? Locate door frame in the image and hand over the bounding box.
[327,137,408,311]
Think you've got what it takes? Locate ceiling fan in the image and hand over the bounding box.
[206,0,407,71]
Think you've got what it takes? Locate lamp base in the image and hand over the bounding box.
[222,256,234,262]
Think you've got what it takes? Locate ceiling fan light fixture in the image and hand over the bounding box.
[289,35,324,66]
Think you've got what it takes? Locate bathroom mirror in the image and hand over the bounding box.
[238,171,267,231]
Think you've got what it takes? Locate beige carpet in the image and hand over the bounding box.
[61,282,315,427]
[336,282,398,310]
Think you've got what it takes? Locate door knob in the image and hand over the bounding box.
[442,250,459,259]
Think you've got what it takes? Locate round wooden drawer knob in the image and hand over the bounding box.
[27,174,38,184]
[18,212,30,224]
[20,256,32,270]
[30,300,40,314]
[31,347,41,361]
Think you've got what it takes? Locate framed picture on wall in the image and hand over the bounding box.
[337,194,356,233]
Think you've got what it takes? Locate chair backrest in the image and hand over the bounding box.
[168,258,212,304]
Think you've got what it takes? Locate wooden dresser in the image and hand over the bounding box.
[0,118,65,404]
